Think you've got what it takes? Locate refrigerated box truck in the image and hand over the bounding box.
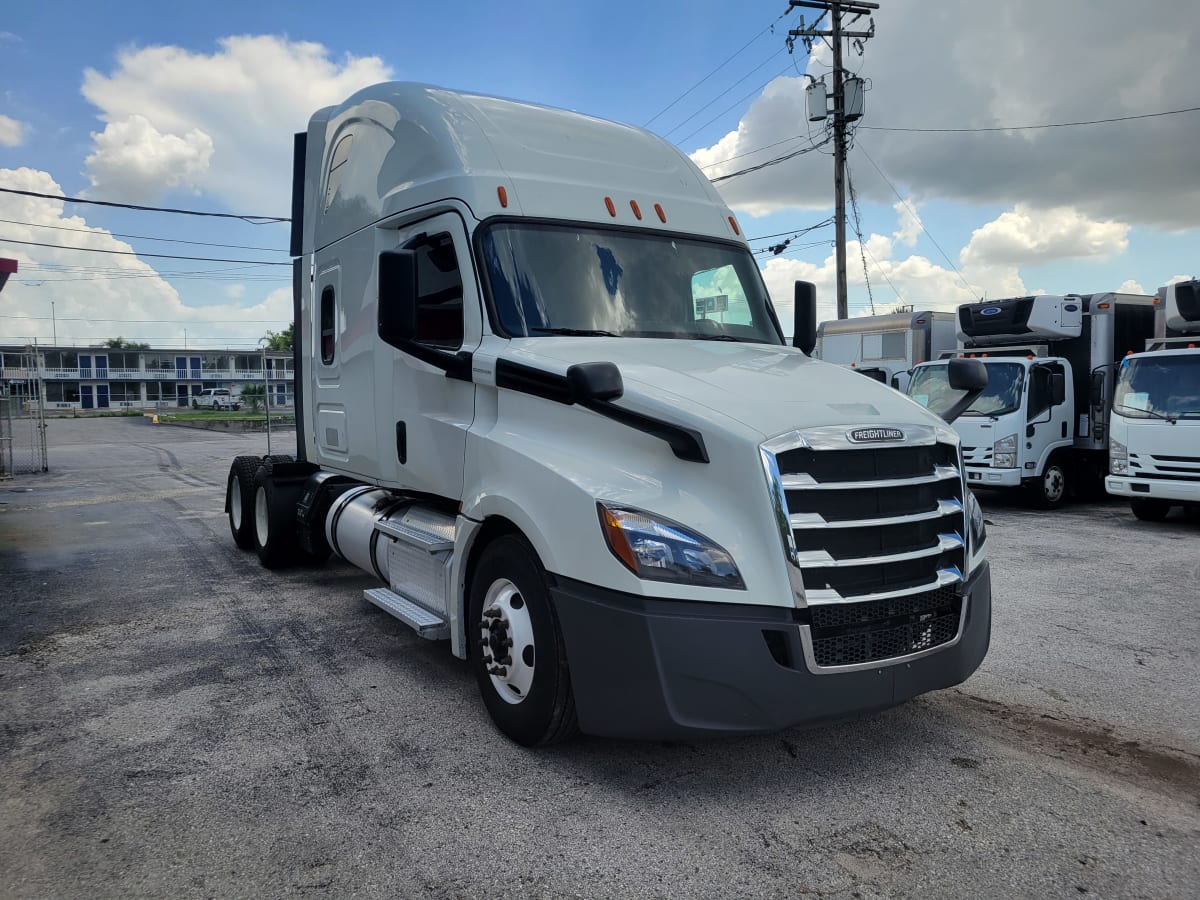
[816,310,956,390]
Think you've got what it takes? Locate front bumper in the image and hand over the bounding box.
[965,465,1022,488]
[1106,475,1200,504]
[551,562,991,739]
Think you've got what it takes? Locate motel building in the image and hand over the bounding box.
[0,345,295,411]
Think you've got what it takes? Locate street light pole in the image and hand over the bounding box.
[51,300,57,347]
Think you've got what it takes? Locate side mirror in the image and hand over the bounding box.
[378,250,418,347]
[940,357,989,424]
[792,281,817,354]
[567,362,623,403]
[1050,372,1066,406]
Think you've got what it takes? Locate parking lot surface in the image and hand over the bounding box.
[2,418,1198,899]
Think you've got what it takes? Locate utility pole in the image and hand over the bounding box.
[788,0,879,319]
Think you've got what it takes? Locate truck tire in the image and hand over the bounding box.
[1028,458,1068,509]
[252,466,302,568]
[226,455,261,549]
[1130,498,1171,522]
[469,535,578,746]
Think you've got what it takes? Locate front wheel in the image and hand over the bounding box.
[468,535,578,746]
[1130,498,1171,522]
[1028,460,1068,509]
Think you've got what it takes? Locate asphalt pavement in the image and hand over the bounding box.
[1,417,1197,899]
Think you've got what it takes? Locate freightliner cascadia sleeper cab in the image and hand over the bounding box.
[223,83,993,745]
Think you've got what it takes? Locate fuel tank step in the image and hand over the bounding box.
[363,587,450,640]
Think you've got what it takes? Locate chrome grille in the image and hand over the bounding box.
[760,425,969,671]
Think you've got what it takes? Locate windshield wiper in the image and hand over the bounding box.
[528,327,622,337]
[1115,405,1177,423]
[688,333,757,342]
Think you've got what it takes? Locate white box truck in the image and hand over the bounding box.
[907,293,1156,507]
[816,310,956,390]
[224,82,992,744]
[1105,279,1200,520]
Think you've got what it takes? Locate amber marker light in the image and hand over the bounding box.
[629,200,643,220]
[497,186,508,208]
[654,203,667,223]
[604,196,617,217]
[598,505,639,574]
[728,215,741,235]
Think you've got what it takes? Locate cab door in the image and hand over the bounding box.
[1026,362,1072,470]
[376,211,481,497]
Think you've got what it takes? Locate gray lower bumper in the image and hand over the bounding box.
[551,563,991,740]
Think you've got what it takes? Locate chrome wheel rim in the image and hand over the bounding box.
[480,578,535,705]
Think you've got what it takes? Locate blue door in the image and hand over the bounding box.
[95,355,108,378]
[275,384,286,406]
[176,385,189,407]
[176,356,187,379]
[190,356,202,379]
[96,384,110,408]
[79,355,92,378]
[80,385,94,409]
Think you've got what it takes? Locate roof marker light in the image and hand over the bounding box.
[630,200,643,220]
[1098,302,1111,309]
[728,215,741,235]
[654,203,667,223]
[497,186,508,208]
[604,196,617,217]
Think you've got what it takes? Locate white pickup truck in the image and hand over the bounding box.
[192,388,242,411]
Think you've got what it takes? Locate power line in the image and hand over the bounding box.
[675,65,796,147]
[0,218,287,252]
[859,105,1200,133]
[854,142,978,299]
[845,160,876,314]
[709,135,831,183]
[0,314,282,323]
[0,187,289,223]
[0,237,292,266]
[663,48,788,140]
[643,11,789,129]
[747,217,835,242]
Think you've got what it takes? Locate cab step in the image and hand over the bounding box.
[363,587,450,640]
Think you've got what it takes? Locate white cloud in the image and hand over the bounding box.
[1117,279,1146,295]
[692,0,1200,228]
[0,114,26,147]
[80,35,392,212]
[960,205,1129,269]
[85,115,213,203]
[0,167,291,349]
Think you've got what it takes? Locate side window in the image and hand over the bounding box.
[320,286,336,364]
[1027,366,1051,419]
[413,233,464,349]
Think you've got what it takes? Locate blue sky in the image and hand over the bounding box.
[1,0,1197,347]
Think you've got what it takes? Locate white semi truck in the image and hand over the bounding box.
[816,310,956,390]
[1105,278,1200,520]
[224,82,992,745]
[907,292,1156,507]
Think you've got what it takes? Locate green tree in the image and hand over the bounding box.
[104,337,150,349]
[262,322,294,351]
[240,383,265,412]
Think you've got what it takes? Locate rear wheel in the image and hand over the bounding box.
[253,465,302,568]
[1130,498,1171,522]
[469,535,577,746]
[226,455,261,549]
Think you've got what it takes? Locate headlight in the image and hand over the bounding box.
[597,502,745,589]
[967,490,987,572]
[992,433,1018,469]
[1110,438,1128,474]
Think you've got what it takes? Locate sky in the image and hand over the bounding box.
[1,0,1197,349]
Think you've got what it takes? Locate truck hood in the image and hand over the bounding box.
[502,337,947,438]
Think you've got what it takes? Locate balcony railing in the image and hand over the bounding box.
[2,366,294,381]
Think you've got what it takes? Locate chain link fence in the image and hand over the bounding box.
[0,390,48,478]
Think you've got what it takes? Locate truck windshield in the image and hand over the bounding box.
[1114,355,1200,419]
[479,222,783,344]
[908,362,1025,418]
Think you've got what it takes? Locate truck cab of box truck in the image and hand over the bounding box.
[1106,279,1200,520]
[238,82,993,745]
[907,293,1156,507]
